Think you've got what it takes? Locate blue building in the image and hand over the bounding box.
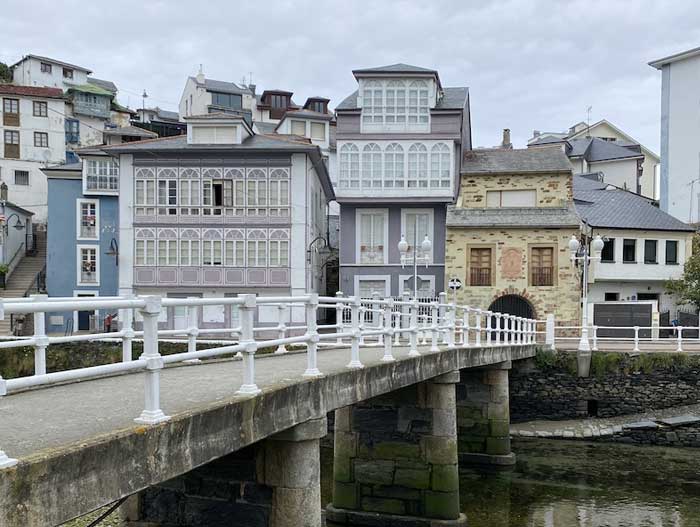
[43,149,119,333]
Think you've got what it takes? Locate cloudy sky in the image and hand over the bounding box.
[2,0,698,151]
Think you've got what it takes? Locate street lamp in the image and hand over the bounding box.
[398,219,432,299]
[568,234,604,377]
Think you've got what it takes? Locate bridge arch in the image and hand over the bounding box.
[488,294,535,320]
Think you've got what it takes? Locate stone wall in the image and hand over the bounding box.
[604,421,700,447]
[510,350,700,421]
[124,444,273,527]
[445,226,580,324]
[457,172,572,208]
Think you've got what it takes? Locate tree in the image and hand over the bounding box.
[0,62,12,83]
[666,234,700,308]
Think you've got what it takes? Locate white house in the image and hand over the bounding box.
[574,175,695,317]
[529,119,660,199]
[649,46,700,223]
[0,84,66,223]
[101,112,334,327]
[10,54,91,90]
[178,69,256,120]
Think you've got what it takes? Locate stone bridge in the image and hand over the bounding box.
[0,294,539,526]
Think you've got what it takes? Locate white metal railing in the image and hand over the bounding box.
[0,292,537,469]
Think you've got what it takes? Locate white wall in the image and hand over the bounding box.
[178,77,211,119]
[588,282,677,314]
[13,57,89,89]
[0,160,49,222]
[664,53,700,221]
[589,158,639,191]
[117,154,134,296]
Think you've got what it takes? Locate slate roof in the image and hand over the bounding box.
[352,63,437,74]
[573,176,694,232]
[567,137,643,162]
[0,84,64,99]
[280,109,333,121]
[461,146,572,175]
[42,161,83,173]
[66,83,114,97]
[155,107,179,121]
[253,121,277,134]
[87,77,117,94]
[336,86,468,111]
[191,77,252,96]
[10,54,91,73]
[101,133,316,152]
[102,125,158,138]
[447,204,580,228]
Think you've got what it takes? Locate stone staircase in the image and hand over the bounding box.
[0,232,46,335]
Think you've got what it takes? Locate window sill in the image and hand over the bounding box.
[666,262,680,266]
[622,261,637,264]
[600,260,615,264]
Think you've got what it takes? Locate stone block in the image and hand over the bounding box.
[394,467,431,489]
[485,437,511,456]
[458,438,487,454]
[334,431,358,460]
[424,490,460,520]
[242,482,273,504]
[354,460,395,485]
[489,419,511,437]
[432,371,461,384]
[271,417,327,442]
[432,409,457,437]
[333,481,359,510]
[459,421,490,437]
[397,407,432,433]
[371,441,422,460]
[372,484,422,501]
[271,486,321,527]
[422,436,458,465]
[264,439,320,489]
[353,408,398,434]
[426,384,457,410]
[335,407,352,432]
[487,402,510,420]
[361,497,406,515]
[431,464,459,492]
[334,452,353,483]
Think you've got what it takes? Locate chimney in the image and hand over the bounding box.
[248,84,256,95]
[501,128,512,149]
[196,64,205,84]
[533,130,540,138]
[0,182,8,201]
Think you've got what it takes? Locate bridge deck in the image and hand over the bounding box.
[0,342,537,526]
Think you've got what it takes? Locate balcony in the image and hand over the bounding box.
[531,267,554,286]
[85,174,119,192]
[470,267,491,286]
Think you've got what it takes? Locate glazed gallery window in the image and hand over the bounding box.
[86,158,119,191]
[135,178,156,215]
[357,210,387,264]
[268,240,289,267]
[362,143,382,188]
[135,239,156,265]
[339,143,360,188]
[157,240,178,266]
[157,180,178,215]
[407,143,428,188]
[384,143,404,188]
[530,247,554,286]
[179,240,200,266]
[623,239,636,263]
[224,240,245,267]
[247,239,267,267]
[362,80,429,126]
[469,248,492,286]
[666,240,679,265]
[203,240,223,266]
[601,238,615,262]
[486,189,536,207]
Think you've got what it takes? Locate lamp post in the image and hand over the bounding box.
[398,218,432,299]
[568,234,604,377]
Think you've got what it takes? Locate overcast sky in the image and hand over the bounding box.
[2,0,699,151]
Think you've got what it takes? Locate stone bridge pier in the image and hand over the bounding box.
[327,371,466,526]
[121,417,327,527]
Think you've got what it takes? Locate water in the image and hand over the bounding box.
[322,439,700,527]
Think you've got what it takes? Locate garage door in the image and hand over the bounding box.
[593,303,652,338]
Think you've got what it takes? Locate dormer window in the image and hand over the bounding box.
[270,94,288,108]
[310,122,325,140]
[191,124,238,144]
[360,79,431,131]
[291,120,306,136]
[186,114,251,145]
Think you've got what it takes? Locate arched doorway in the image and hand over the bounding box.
[488,294,535,319]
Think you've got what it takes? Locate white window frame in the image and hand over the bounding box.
[362,143,382,189]
[399,274,436,297]
[339,143,360,188]
[135,239,156,266]
[290,119,307,136]
[84,158,119,194]
[355,208,389,264]
[157,239,178,266]
[135,176,156,215]
[179,239,200,267]
[310,121,326,140]
[430,143,451,188]
[76,199,99,241]
[202,239,223,266]
[354,275,391,298]
[157,179,178,215]
[269,239,289,267]
[76,245,100,286]
[400,208,434,261]
[485,189,537,208]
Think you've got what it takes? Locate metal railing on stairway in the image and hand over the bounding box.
[0,292,538,469]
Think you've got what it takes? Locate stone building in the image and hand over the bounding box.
[445,146,581,325]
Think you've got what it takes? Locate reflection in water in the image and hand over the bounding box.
[321,439,700,527]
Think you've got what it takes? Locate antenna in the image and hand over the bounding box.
[141,90,149,112]
[249,71,253,85]
[586,106,592,137]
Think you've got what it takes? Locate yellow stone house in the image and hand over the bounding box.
[445,146,581,325]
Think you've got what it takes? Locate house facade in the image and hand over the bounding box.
[0,84,66,223]
[335,64,470,298]
[574,175,695,316]
[649,46,700,222]
[43,157,119,333]
[11,54,91,90]
[529,119,660,199]
[103,113,333,328]
[179,70,256,121]
[445,147,581,324]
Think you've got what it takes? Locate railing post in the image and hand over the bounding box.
[545,313,555,349]
[446,300,456,348]
[677,326,684,352]
[0,374,16,468]
[474,308,482,347]
[347,297,363,369]
[381,298,395,362]
[430,301,440,352]
[358,301,366,346]
[187,302,200,355]
[493,313,501,345]
[463,308,470,346]
[409,298,420,357]
[120,299,135,363]
[401,291,410,342]
[485,311,492,346]
[275,304,288,354]
[530,319,535,344]
[517,317,523,345]
[591,325,598,351]
[373,292,383,346]
[303,294,322,377]
[31,294,48,375]
[236,294,261,395]
[335,291,344,345]
[438,292,448,344]
[393,310,401,346]
[135,296,170,425]
[633,326,640,352]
